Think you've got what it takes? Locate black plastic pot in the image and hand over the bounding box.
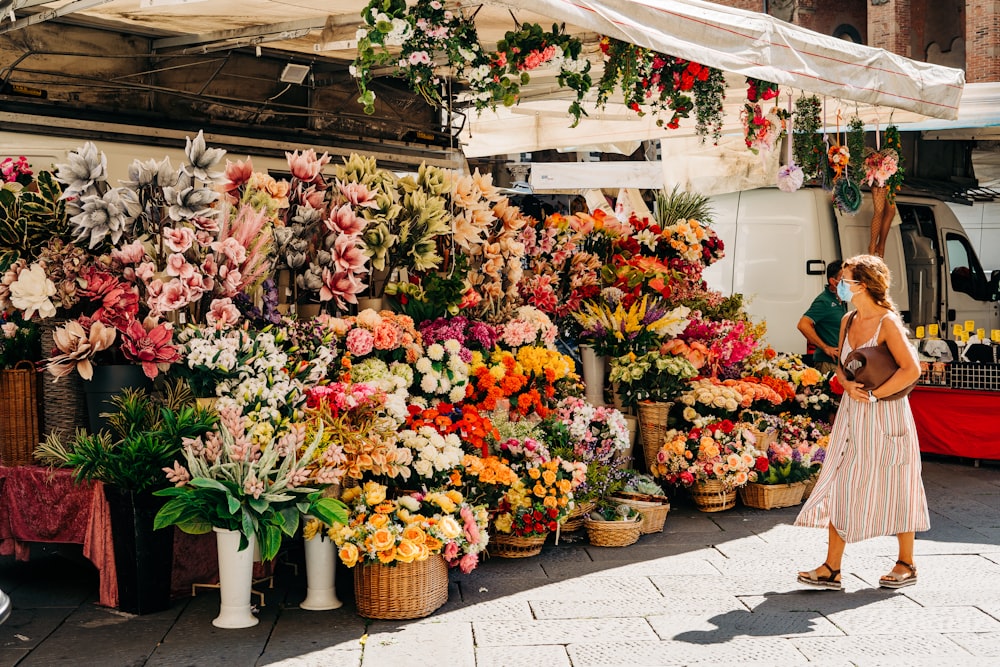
[103,486,174,615]
[82,365,152,435]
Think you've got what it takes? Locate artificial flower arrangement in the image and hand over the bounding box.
[0,239,89,321]
[419,316,498,356]
[465,346,578,419]
[0,311,40,368]
[496,305,559,350]
[651,419,758,489]
[403,402,499,459]
[572,295,691,358]
[723,376,794,412]
[863,147,900,189]
[741,103,783,155]
[745,77,780,103]
[676,378,747,428]
[396,425,465,488]
[775,414,829,479]
[331,481,490,574]
[0,162,72,275]
[326,309,423,371]
[410,338,471,404]
[678,311,760,377]
[608,348,699,409]
[751,419,822,486]
[155,404,326,560]
[303,383,412,482]
[752,351,838,418]
[0,156,33,187]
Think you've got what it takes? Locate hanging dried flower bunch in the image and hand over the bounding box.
[793,96,824,182]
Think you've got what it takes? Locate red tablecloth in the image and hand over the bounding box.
[0,466,218,608]
[910,386,1000,460]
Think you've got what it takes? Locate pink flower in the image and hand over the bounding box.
[337,182,379,209]
[443,541,460,562]
[303,188,326,210]
[326,204,366,236]
[219,266,243,296]
[332,234,368,273]
[201,255,218,277]
[157,279,190,312]
[210,237,247,265]
[319,268,366,306]
[206,298,241,329]
[136,262,156,282]
[185,272,211,299]
[346,327,374,356]
[112,241,146,265]
[163,226,195,254]
[221,158,253,193]
[458,553,478,574]
[285,149,330,183]
[372,322,398,350]
[165,253,195,279]
[119,317,180,380]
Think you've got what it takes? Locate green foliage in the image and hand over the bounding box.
[884,124,905,203]
[34,382,216,494]
[0,171,70,270]
[386,256,468,324]
[846,116,867,187]
[654,186,715,228]
[0,312,41,368]
[793,96,824,181]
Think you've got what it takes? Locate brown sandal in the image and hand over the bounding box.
[797,562,842,590]
[879,560,917,589]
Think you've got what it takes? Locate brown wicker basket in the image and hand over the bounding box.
[38,321,88,439]
[560,501,596,533]
[490,532,547,558]
[801,475,819,501]
[584,516,642,547]
[613,495,671,534]
[353,555,449,619]
[637,401,672,472]
[739,481,805,510]
[0,361,40,466]
[690,480,737,512]
[749,429,778,453]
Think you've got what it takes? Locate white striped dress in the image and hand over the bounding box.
[794,315,930,542]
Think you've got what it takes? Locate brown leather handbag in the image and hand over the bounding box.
[840,312,917,401]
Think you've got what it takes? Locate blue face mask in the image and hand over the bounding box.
[837,279,854,303]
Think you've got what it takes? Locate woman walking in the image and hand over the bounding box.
[795,254,929,590]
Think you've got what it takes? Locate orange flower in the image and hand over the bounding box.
[395,539,421,563]
[369,514,389,529]
[377,546,397,564]
[401,525,426,544]
[370,528,395,551]
[338,543,359,568]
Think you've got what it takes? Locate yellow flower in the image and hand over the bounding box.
[402,525,426,545]
[533,483,547,498]
[527,467,541,480]
[423,536,443,553]
[541,469,556,486]
[363,481,387,506]
[445,490,464,504]
[493,512,513,533]
[437,516,462,539]
[428,493,456,515]
[303,518,322,541]
[341,487,361,504]
[370,527,395,552]
[377,546,397,564]
[543,495,557,509]
[395,539,421,563]
[339,543,359,568]
[369,513,389,529]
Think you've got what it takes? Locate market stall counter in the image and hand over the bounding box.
[0,466,218,609]
[910,386,1000,461]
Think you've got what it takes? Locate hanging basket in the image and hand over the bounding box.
[353,555,449,620]
[612,494,671,534]
[560,501,596,533]
[490,532,547,559]
[584,516,643,547]
[690,480,737,513]
[637,401,672,472]
[0,361,40,466]
[739,481,805,510]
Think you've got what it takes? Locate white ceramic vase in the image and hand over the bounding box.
[212,527,259,629]
[579,344,607,406]
[300,532,342,611]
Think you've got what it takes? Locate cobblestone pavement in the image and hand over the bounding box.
[2,457,999,666]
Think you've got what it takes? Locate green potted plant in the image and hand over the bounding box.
[34,382,216,614]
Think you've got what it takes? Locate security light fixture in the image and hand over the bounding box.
[280,63,311,85]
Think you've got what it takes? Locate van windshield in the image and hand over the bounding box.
[946,233,992,301]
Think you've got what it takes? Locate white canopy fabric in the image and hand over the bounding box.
[496,0,965,120]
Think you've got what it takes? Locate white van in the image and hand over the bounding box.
[704,187,1000,354]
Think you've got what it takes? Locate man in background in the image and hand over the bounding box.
[797,260,847,374]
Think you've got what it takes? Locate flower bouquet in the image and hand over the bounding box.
[572,295,691,358]
[419,315,498,356]
[583,500,643,547]
[738,425,815,509]
[608,349,698,409]
[676,378,747,427]
[410,338,471,405]
[465,346,578,419]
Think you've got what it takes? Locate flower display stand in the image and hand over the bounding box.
[0,361,39,466]
[584,515,643,547]
[301,533,342,611]
[354,555,448,620]
[690,480,737,512]
[579,344,607,407]
[560,501,596,533]
[739,481,805,510]
[212,527,259,628]
[490,532,547,558]
[638,401,672,472]
[613,493,671,534]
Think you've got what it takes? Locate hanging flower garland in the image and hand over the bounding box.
[352,0,487,114]
[596,37,725,140]
[792,96,824,182]
[846,115,866,187]
[741,103,782,154]
[883,124,905,203]
[468,23,592,127]
[745,77,780,103]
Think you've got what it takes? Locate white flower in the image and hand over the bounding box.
[414,459,434,478]
[398,495,421,511]
[427,343,444,361]
[10,263,56,320]
[415,357,433,374]
[448,385,466,403]
[420,374,438,393]
[443,338,461,354]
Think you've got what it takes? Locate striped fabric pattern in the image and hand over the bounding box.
[795,317,930,543]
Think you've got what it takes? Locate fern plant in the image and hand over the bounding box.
[653,186,715,227]
[35,382,216,494]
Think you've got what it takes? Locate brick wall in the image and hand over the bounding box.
[967,0,1000,82]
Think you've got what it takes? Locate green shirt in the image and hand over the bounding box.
[803,288,847,364]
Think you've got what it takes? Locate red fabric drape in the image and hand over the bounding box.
[910,386,1000,459]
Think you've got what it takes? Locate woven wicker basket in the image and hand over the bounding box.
[637,401,672,472]
[739,481,805,510]
[584,516,643,547]
[38,321,88,438]
[560,501,596,533]
[490,532,547,558]
[613,495,671,534]
[0,361,40,466]
[749,429,778,453]
[690,480,736,512]
[801,475,819,501]
[353,555,449,619]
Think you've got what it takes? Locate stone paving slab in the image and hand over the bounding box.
[473,617,658,646]
[823,605,1000,635]
[901,587,1000,607]
[566,637,809,666]
[260,648,362,667]
[938,631,1000,657]
[254,605,366,664]
[789,634,969,662]
[541,556,721,579]
[646,610,844,640]
[529,596,745,620]
[361,621,474,667]
[739,590,921,614]
[432,595,535,621]
[475,644,572,667]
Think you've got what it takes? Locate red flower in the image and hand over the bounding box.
[547,507,558,518]
[755,457,769,472]
[118,318,180,380]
